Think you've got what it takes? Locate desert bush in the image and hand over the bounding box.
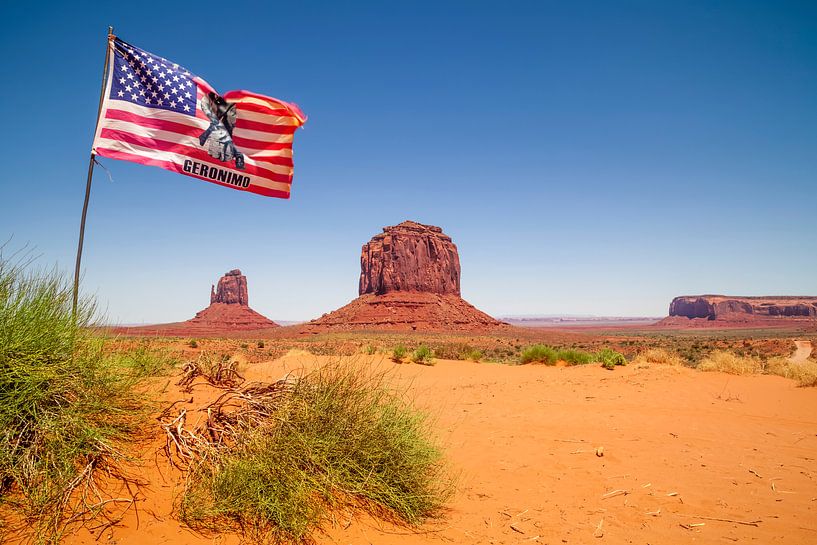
[189,339,198,348]
[179,364,451,543]
[595,348,627,370]
[391,345,407,363]
[411,345,435,365]
[697,350,762,375]
[555,349,593,366]
[240,342,249,349]
[0,255,158,542]
[631,348,684,367]
[519,344,558,365]
[764,357,817,387]
[464,349,483,362]
[363,344,376,355]
[257,340,265,349]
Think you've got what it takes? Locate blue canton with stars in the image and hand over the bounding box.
[108,38,197,116]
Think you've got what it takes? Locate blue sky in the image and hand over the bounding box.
[1,1,815,323]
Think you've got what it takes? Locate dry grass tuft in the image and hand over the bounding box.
[764,357,817,387]
[697,350,763,375]
[632,348,684,367]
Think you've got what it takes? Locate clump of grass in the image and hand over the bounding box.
[0,254,156,542]
[179,364,451,543]
[697,350,762,375]
[362,344,376,355]
[411,345,435,366]
[555,349,593,366]
[631,348,684,367]
[519,344,558,365]
[764,357,817,387]
[391,345,407,363]
[596,348,627,370]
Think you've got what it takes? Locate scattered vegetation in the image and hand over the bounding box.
[0,255,167,542]
[391,345,407,363]
[596,348,627,370]
[178,364,451,543]
[697,350,762,375]
[411,345,435,365]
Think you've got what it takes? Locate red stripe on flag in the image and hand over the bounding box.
[234,117,298,134]
[95,147,292,199]
[99,128,294,181]
[104,108,203,137]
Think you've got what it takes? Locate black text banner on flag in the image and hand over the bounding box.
[92,36,307,199]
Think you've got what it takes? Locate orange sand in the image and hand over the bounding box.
[62,354,817,545]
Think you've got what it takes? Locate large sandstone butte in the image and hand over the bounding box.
[660,295,817,326]
[305,221,505,332]
[115,269,278,336]
[210,269,248,305]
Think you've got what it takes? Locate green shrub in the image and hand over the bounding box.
[257,340,265,349]
[520,344,558,365]
[189,339,198,348]
[411,345,435,365]
[464,349,483,362]
[555,349,593,365]
[391,345,407,363]
[596,348,627,370]
[0,255,156,542]
[180,364,451,543]
[363,344,376,355]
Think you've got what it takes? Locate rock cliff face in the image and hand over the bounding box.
[359,221,460,296]
[668,295,817,320]
[306,220,506,332]
[210,269,249,306]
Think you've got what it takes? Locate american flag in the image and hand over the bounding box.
[92,37,307,199]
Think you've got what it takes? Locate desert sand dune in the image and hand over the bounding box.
[60,353,817,545]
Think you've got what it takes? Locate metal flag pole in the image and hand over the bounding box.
[73,26,114,317]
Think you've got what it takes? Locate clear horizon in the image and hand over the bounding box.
[2,1,816,323]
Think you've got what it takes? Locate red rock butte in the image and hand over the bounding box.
[114,269,278,336]
[658,295,817,327]
[305,221,506,332]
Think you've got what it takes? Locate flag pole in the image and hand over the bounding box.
[73,26,113,316]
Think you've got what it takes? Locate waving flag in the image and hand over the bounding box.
[92,36,307,199]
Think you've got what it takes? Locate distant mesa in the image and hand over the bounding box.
[116,269,278,336]
[304,220,506,332]
[659,295,817,327]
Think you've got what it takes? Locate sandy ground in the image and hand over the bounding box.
[791,341,813,363]
[62,353,817,545]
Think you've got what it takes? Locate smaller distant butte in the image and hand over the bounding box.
[114,269,278,336]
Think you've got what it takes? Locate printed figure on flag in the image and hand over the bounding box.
[92,36,306,199]
[199,92,244,169]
